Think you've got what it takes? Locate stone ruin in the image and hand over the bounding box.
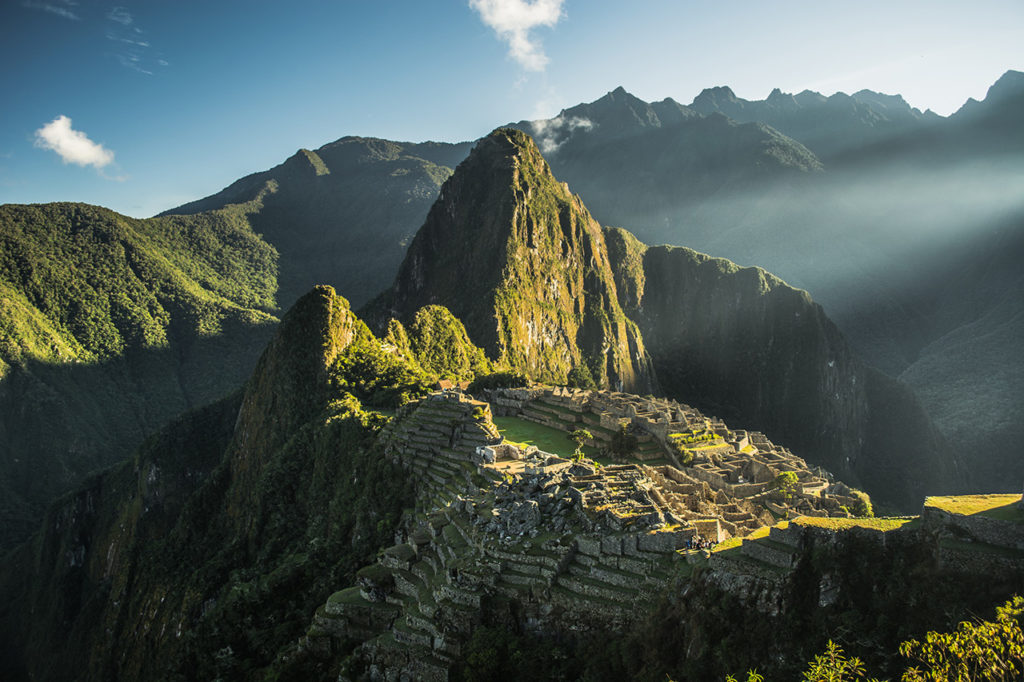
[301,386,874,680]
[477,385,865,536]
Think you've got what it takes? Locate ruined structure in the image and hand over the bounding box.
[300,386,876,678]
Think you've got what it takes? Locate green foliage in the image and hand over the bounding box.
[666,433,698,466]
[0,202,280,550]
[801,641,878,681]
[899,595,1024,682]
[851,490,874,518]
[726,671,765,682]
[569,428,592,460]
[406,305,492,382]
[567,363,597,389]
[329,326,432,408]
[774,471,801,500]
[466,370,530,393]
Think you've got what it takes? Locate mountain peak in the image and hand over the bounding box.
[692,85,739,105]
[985,69,1024,103]
[368,127,654,391]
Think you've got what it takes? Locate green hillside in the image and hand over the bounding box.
[0,202,279,549]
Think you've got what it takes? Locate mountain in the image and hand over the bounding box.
[509,87,822,241]
[0,202,278,550]
[689,83,940,160]
[0,284,1014,681]
[365,127,656,394]
[369,128,957,508]
[162,136,473,309]
[0,286,417,680]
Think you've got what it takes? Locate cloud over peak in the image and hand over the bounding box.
[469,0,565,72]
[34,115,115,169]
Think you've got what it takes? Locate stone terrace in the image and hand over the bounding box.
[480,385,862,533]
[302,387,871,679]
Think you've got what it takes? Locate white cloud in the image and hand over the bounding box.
[531,114,594,154]
[34,116,115,169]
[22,0,80,21]
[469,0,565,72]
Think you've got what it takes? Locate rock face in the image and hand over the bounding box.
[367,128,656,393]
[605,228,958,507]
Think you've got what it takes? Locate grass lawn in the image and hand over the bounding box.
[493,416,599,459]
[792,516,917,532]
[925,494,1023,521]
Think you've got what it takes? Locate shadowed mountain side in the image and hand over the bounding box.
[0,286,415,680]
[897,210,1024,491]
[0,326,275,551]
[365,128,655,394]
[162,137,474,309]
[604,228,960,507]
[508,79,1023,495]
[0,202,279,550]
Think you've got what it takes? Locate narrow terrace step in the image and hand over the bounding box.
[556,573,642,604]
[568,561,646,589]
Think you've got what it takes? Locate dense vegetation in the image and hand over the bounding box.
[0,287,422,679]
[0,202,279,550]
[364,128,655,393]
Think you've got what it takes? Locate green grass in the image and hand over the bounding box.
[791,516,916,532]
[493,416,598,459]
[328,586,370,607]
[925,494,1023,521]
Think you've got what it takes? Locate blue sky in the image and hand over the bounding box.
[2,0,1021,218]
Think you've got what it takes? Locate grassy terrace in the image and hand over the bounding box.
[494,415,669,466]
[925,494,1024,521]
[792,516,918,532]
[493,416,598,459]
[711,516,916,553]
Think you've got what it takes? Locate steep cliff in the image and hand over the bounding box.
[604,227,958,507]
[369,128,956,509]
[0,286,416,680]
[367,128,655,393]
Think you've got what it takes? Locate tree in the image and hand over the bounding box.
[900,595,1024,681]
[566,364,597,390]
[850,489,873,518]
[773,471,800,500]
[802,640,878,681]
[569,428,592,461]
[610,423,638,460]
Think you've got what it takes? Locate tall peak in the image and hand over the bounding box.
[368,128,654,392]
